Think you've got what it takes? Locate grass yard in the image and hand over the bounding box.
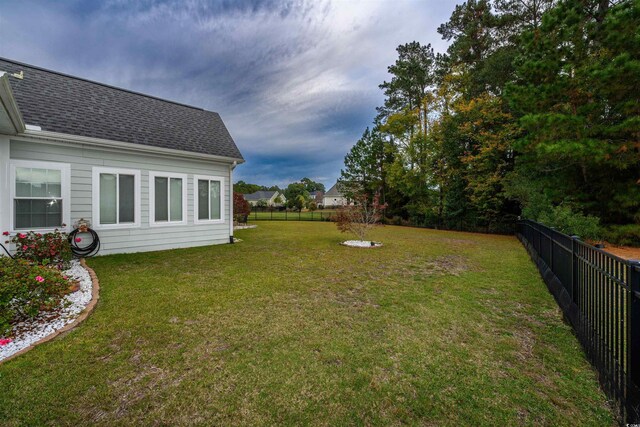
[0,222,614,425]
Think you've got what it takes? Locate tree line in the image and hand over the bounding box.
[234,178,326,211]
[339,0,639,244]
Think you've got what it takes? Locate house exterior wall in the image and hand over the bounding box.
[4,137,234,255]
[247,191,286,207]
[269,192,286,206]
[322,195,349,207]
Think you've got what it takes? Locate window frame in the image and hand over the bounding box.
[91,166,141,230]
[9,159,71,233]
[193,174,225,224]
[148,171,188,227]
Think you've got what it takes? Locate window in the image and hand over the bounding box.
[149,171,187,226]
[194,175,225,223]
[10,160,71,231]
[92,167,141,228]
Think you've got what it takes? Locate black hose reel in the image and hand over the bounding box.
[68,227,100,258]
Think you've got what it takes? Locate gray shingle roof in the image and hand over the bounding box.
[324,183,344,197]
[0,57,243,160]
[243,191,277,201]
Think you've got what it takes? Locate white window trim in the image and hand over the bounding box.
[9,159,71,233]
[193,174,225,224]
[92,166,141,230]
[148,171,188,227]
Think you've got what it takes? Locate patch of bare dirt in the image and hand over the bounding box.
[393,255,471,278]
[512,327,535,362]
[600,243,640,260]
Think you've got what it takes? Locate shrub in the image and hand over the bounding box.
[537,205,601,240]
[335,194,387,241]
[3,229,72,269]
[0,257,72,335]
[602,224,640,247]
[233,192,251,223]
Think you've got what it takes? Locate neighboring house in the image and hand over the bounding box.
[309,191,323,206]
[0,58,244,255]
[322,183,350,207]
[243,190,285,207]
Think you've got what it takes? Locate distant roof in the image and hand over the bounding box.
[244,190,277,201]
[0,57,243,160]
[324,183,344,197]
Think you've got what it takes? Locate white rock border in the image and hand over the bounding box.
[341,240,383,248]
[0,259,100,364]
[234,224,257,230]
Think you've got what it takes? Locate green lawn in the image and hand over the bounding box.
[0,222,613,425]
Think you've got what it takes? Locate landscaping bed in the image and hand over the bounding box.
[0,260,93,361]
[0,222,615,425]
[341,240,382,248]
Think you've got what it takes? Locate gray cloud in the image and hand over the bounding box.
[0,0,456,187]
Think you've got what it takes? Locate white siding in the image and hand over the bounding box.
[322,196,349,207]
[9,139,233,255]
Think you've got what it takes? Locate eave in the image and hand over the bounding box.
[0,72,25,134]
[10,128,245,165]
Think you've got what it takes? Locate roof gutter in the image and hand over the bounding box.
[0,72,26,134]
[17,128,245,164]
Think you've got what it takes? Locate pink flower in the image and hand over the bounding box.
[62,276,68,280]
[74,237,82,243]
[0,338,12,346]
[22,245,28,250]
[1,231,8,236]
[35,276,45,283]
[18,233,26,239]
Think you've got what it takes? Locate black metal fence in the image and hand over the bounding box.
[246,207,336,222]
[517,220,640,423]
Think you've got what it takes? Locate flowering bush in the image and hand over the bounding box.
[3,229,72,269]
[0,257,72,335]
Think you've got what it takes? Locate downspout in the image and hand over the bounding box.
[229,161,237,243]
[0,135,10,251]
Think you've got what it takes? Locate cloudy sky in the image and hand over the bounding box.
[0,0,457,188]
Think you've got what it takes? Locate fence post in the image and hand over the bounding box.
[570,236,579,302]
[549,227,555,271]
[629,260,640,421]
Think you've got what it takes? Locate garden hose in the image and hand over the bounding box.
[0,243,14,259]
[68,228,100,258]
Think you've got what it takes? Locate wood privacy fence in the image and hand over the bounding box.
[517,220,640,423]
